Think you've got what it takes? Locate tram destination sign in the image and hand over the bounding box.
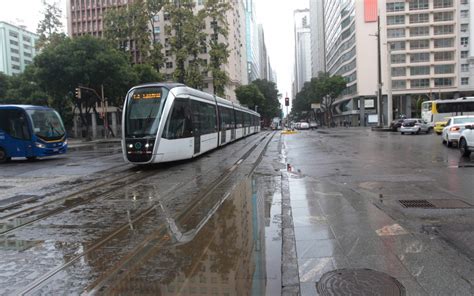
[132,90,161,100]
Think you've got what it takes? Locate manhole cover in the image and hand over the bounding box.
[317,269,405,296]
[399,199,472,209]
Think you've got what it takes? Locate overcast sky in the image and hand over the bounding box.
[0,0,308,103]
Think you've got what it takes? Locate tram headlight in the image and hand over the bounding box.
[128,144,133,149]
[145,143,153,148]
[35,142,46,148]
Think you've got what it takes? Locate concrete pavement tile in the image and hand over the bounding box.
[300,282,319,296]
[293,215,328,227]
[337,234,392,257]
[294,224,335,241]
[347,254,413,279]
[397,252,474,295]
[298,256,351,283]
[290,199,324,210]
[329,222,379,241]
[396,277,429,296]
[296,239,345,259]
[291,206,324,219]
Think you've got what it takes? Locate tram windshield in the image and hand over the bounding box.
[26,109,66,141]
[125,87,169,138]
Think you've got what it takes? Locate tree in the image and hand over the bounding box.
[164,0,196,84]
[33,36,136,137]
[235,84,265,111]
[250,79,281,125]
[204,0,231,96]
[132,64,163,84]
[36,0,64,49]
[0,72,9,99]
[103,1,155,65]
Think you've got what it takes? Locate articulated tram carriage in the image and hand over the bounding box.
[122,83,261,164]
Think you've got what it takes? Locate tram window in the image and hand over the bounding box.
[191,101,217,135]
[229,108,235,129]
[235,111,243,128]
[191,101,202,135]
[162,99,193,139]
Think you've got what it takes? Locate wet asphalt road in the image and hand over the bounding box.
[0,128,473,295]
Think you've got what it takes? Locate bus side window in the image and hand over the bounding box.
[7,110,30,140]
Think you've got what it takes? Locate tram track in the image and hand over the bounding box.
[16,131,275,295]
[0,134,269,237]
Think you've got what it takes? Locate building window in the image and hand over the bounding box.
[461,77,469,85]
[22,36,31,43]
[164,12,170,21]
[433,25,454,35]
[411,79,430,88]
[461,37,469,46]
[11,56,20,62]
[461,51,469,58]
[433,11,453,22]
[410,52,430,63]
[387,28,405,38]
[460,10,469,18]
[391,67,406,77]
[387,2,405,12]
[461,0,469,4]
[409,0,429,10]
[433,0,453,8]
[24,52,32,58]
[461,64,469,72]
[387,15,405,25]
[410,39,430,49]
[434,38,454,48]
[10,48,19,54]
[153,15,159,22]
[410,26,429,37]
[9,31,18,38]
[390,41,405,51]
[434,78,453,86]
[165,50,171,56]
[9,40,19,46]
[409,13,429,24]
[434,51,454,61]
[154,26,160,34]
[434,64,454,74]
[461,24,469,33]
[391,54,406,64]
[166,62,173,68]
[12,65,20,70]
[410,66,430,76]
[392,80,406,89]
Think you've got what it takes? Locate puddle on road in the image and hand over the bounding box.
[88,176,278,295]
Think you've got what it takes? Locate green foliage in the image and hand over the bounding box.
[250,79,281,123]
[36,0,63,49]
[204,0,231,96]
[235,84,265,111]
[132,64,163,84]
[0,72,9,99]
[292,72,346,124]
[164,0,197,84]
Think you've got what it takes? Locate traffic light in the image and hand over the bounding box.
[285,97,289,106]
[75,87,81,99]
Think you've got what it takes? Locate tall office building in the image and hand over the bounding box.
[67,0,248,102]
[309,0,325,76]
[244,0,260,82]
[294,9,312,93]
[383,0,474,108]
[0,22,38,75]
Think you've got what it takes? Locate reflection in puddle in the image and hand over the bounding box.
[94,177,273,295]
[0,239,43,251]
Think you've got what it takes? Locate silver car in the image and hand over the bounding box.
[400,119,431,135]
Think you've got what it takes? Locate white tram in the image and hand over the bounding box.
[122,83,261,164]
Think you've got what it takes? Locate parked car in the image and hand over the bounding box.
[400,119,431,135]
[459,124,474,157]
[309,121,318,129]
[434,117,450,135]
[390,118,405,131]
[299,122,310,130]
[441,116,474,147]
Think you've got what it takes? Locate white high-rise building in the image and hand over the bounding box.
[309,0,325,76]
[294,9,312,93]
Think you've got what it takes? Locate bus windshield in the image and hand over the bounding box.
[125,87,169,138]
[26,109,66,141]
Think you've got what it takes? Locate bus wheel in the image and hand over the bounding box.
[26,156,37,161]
[0,148,10,163]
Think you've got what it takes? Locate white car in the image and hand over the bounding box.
[400,119,431,134]
[299,122,310,129]
[441,116,474,147]
[459,124,474,157]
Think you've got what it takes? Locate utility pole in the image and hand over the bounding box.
[387,45,393,126]
[377,15,384,127]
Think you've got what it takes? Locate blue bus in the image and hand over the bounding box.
[0,105,68,163]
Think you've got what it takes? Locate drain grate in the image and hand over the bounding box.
[399,199,473,209]
[399,200,434,208]
[317,268,405,296]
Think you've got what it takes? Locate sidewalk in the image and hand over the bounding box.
[279,134,474,295]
